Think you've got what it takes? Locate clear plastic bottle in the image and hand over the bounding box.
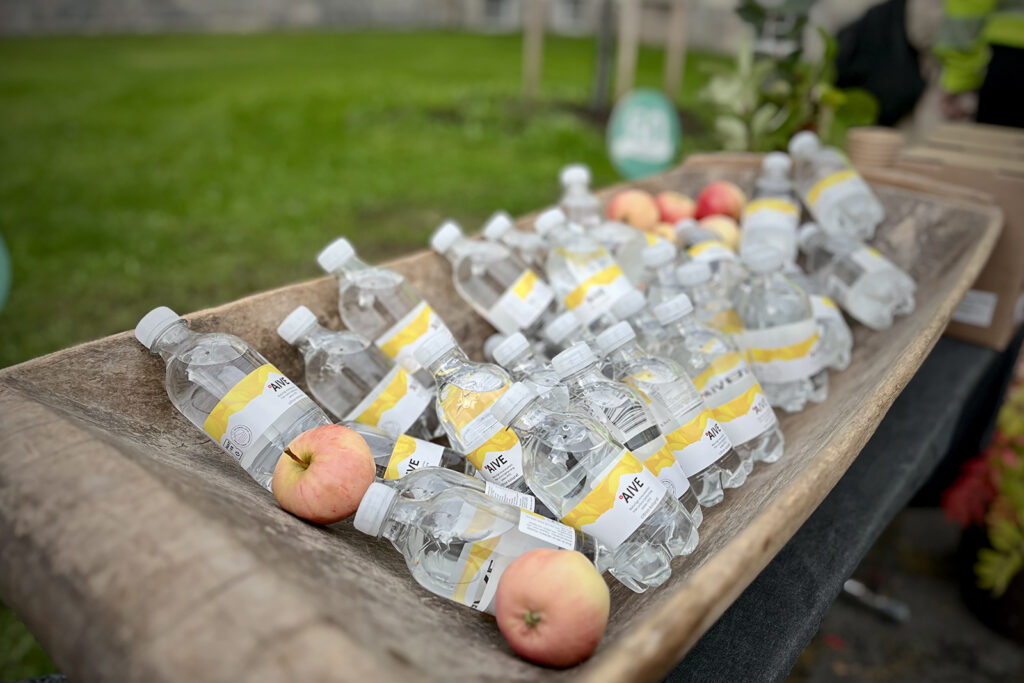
[491,332,570,411]
[653,294,785,464]
[609,287,672,352]
[535,208,635,330]
[383,464,540,513]
[597,322,750,505]
[353,482,603,612]
[674,217,720,247]
[413,330,531,494]
[135,307,330,491]
[639,240,683,306]
[734,246,828,411]
[342,422,469,481]
[684,232,746,299]
[788,131,885,241]
[277,306,438,439]
[492,383,699,592]
[798,222,916,330]
[540,309,604,364]
[675,261,745,339]
[551,343,703,526]
[783,262,853,372]
[317,237,450,378]
[481,211,549,276]
[558,163,603,228]
[588,220,650,285]
[430,220,555,336]
[740,152,801,264]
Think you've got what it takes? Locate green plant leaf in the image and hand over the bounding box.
[714,116,748,151]
[976,546,1024,597]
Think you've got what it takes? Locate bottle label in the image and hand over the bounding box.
[466,427,525,488]
[375,301,449,369]
[810,295,845,325]
[343,366,433,437]
[561,450,666,550]
[486,481,536,512]
[664,408,732,477]
[518,510,576,549]
[440,382,526,488]
[485,269,554,335]
[806,169,870,215]
[736,318,823,383]
[849,246,895,274]
[203,364,313,468]
[692,352,777,446]
[638,444,692,499]
[564,264,634,326]
[742,198,799,232]
[688,240,736,263]
[383,434,446,479]
[708,309,744,335]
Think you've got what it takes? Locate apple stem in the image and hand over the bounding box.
[283,447,308,469]
[523,610,542,628]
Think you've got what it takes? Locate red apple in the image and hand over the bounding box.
[698,215,740,250]
[606,189,660,231]
[654,191,696,223]
[695,180,747,221]
[272,424,376,524]
[495,549,610,668]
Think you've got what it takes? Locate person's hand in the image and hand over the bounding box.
[940,91,979,121]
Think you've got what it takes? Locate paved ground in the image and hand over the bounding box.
[788,507,1024,683]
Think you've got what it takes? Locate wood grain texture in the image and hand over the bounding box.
[0,159,1002,683]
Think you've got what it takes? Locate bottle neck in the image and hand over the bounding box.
[378,496,410,542]
[426,349,470,382]
[439,236,473,265]
[333,255,370,279]
[669,313,701,338]
[292,322,334,356]
[150,321,197,362]
[606,341,646,367]
[505,351,543,378]
[563,364,603,387]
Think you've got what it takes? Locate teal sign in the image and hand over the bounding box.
[607,89,681,179]
[0,234,9,313]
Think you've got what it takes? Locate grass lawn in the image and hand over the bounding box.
[0,30,726,678]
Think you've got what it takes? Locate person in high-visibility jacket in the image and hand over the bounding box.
[935,0,1024,127]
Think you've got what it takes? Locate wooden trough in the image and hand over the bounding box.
[0,157,1002,682]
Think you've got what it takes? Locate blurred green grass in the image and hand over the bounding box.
[0,32,725,370]
[0,31,724,679]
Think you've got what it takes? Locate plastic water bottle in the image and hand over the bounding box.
[588,220,650,285]
[685,233,746,299]
[597,322,750,505]
[740,152,800,263]
[654,294,785,464]
[674,218,720,247]
[382,462,538,510]
[413,330,531,494]
[639,240,683,306]
[277,305,438,440]
[540,310,602,361]
[481,211,549,275]
[535,208,635,330]
[491,332,570,410]
[788,131,885,241]
[799,222,915,330]
[610,287,673,352]
[342,421,468,481]
[558,163,603,228]
[317,237,450,378]
[783,263,853,372]
[734,246,828,411]
[551,343,703,526]
[135,307,330,491]
[491,383,699,592]
[675,261,745,338]
[353,481,603,612]
[431,220,555,337]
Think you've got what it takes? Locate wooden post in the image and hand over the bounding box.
[663,0,689,100]
[589,0,616,111]
[615,0,641,99]
[522,0,546,100]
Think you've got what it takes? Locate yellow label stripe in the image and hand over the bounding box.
[356,368,411,427]
[746,332,819,364]
[807,169,856,207]
[745,198,798,216]
[203,364,277,442]
[564,265,625,310]
[379,304,434,360]
[712,384,761,423]
[384,434,417,480]
[512,270,539,300]
[562,452,643,529]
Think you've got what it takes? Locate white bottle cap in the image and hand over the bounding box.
[543,311,582,345]
[551,342,598,379]
[676,261,712,286]
[642,240,676,269]
[482,211,515,241]
[610,288,646,320]
[491,381,539,426]
[430,220,464,254]
[491,332,530,367]
[654,294,693,324]
[596,321,636,355]
[788,131,821,158]
[317,237,356,274]
[482,333,506,362]
[742,245,784,273]
[135,306,182,350]
[413,329,457,369]
[559,163,591,188]
[798,221,823,247]
[276,305,318,345]
[534,208,567,237]
[762,151,792,177]
[353,482,398,537]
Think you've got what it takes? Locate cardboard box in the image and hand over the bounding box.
[897,142,1024,350]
